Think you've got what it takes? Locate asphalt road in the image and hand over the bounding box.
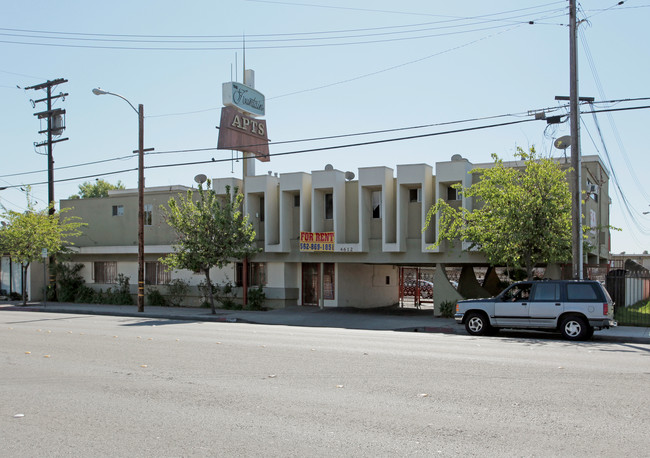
[1,311,649,457]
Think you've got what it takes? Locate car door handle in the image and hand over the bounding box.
[521,302,528,306]
[555,303,561,306]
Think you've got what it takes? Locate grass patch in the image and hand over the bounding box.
[614,299,650,326]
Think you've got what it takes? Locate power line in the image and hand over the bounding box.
[0,3,566,43]
[1,117,539,190]
[0,7,568,52]
[2,100,646,181]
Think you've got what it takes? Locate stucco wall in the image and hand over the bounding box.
[336,263,398,308]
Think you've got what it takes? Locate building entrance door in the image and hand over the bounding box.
[302,263,320,306]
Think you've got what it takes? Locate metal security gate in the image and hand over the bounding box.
[398,267,435,309]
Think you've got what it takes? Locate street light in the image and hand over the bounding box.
[92,87,147,312]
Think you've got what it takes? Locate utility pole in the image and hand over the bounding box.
[569,0,582,280]
[137,103,145,313]
[25,78,69,300]
[25,78,69,215]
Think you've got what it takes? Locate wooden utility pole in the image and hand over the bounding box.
[26,78,69,299]
[25,78,69,214]
[569,0,583,280]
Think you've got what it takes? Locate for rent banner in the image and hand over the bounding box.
[299,232,335,252]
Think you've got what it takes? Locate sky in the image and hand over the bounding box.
[1,0,649,255]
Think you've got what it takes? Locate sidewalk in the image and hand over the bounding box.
[2,301,649,344]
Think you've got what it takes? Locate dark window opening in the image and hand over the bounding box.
[144,204,153,226]
[447,186,460,201]
[325,193,333,220]
[145,261,171,285]
[235,262,267,287]
[93,261,117,284]
[372,191,381,219]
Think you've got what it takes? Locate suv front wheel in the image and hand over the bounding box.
[465,312,492,336]
[560,315,591,341]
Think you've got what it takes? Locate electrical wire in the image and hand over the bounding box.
[9,104,650,190]
[245,0,566,20]
[0,6,568,51]
[2,104,567,180]
[1,100,644,181]
[580,27,650,203]
[0,3,566,43]
[0,117,539,190]
[577,21,650,245]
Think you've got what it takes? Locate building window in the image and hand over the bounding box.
[324,263,335,300]
[294,195,300,207]
[372,190,381,219]
[325,193,333,220]
[112,205,124,216]
[145,261,171,285]
[235,262,267,287]
[93,261,117,284]
[409,188,421,203]
[447,186,461,201]
[144,204,153,226]
[259,197,265,222]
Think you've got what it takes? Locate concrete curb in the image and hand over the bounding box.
[2,302,648,344]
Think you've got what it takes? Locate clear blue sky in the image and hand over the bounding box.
[1,0,649,255]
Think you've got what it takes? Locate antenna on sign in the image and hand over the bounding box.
[242,33,247,85]
[235,52,238,83]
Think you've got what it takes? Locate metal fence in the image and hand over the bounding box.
[606,269,650,326]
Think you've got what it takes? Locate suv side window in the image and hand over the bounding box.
[532,283,560,301]
[502,283,532,302]
[566,283,600,301]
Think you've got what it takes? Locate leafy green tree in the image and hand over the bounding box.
[424,147,572,280]
[0,190,86,305]
[160,181,257,314]
[68,179,125,199]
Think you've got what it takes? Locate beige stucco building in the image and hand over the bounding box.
[53,154,611,310]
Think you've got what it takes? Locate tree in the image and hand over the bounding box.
[68,179,125,199]
[160,181,257,314]
[0,190,86,305]
[424,147,572,280]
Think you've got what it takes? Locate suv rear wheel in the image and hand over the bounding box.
[465,312,492,336]
[560,315,591,341]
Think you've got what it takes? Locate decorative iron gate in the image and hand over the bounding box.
[398,267,435,309]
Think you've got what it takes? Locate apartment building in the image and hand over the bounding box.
[58,154,611,310]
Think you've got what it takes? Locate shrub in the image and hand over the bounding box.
[107,274,133,305]
[199,280,240,309]
[438,300,455,318]
[9,291,22,301]
[75,286,96,303]
[146,288,168,306]
[54,263,86,302]
[247,286,266,311]
[166,278,189,307]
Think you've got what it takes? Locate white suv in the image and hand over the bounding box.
[454,280,616,340]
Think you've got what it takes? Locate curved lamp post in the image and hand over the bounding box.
[92,87,146,312]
